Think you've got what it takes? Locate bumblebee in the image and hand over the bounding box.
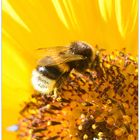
[32,41,97,97]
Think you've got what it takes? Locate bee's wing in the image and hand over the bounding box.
[37,53,84,66]
[35,46,70,59]
[35,45,84,66]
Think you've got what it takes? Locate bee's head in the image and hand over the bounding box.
[70,41,94,61]
[68,41,95,71]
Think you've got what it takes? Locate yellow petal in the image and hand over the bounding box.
[2,29,33,140]
[2,0,31,32]
[115,0,138,38]
[98,0,113,22]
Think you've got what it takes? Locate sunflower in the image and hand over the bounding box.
[2,0,138,140]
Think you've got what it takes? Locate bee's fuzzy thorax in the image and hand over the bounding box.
[18,50,137,140]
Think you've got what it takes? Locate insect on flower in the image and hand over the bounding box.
[32,41,101,98]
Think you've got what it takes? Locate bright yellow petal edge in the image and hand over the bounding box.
[2,0,138,140]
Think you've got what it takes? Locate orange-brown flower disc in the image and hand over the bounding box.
[18,50,138,140]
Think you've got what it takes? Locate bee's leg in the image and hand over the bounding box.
[52,87,58,99]
[48,88,59,99]
[55,72,69,87]
[90,55,106,80]
[90,55,100,70]
[52,72,69,99]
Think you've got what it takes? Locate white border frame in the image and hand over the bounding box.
[138,0,140,139]
[0,0,2,139]
[0,1,139,140]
